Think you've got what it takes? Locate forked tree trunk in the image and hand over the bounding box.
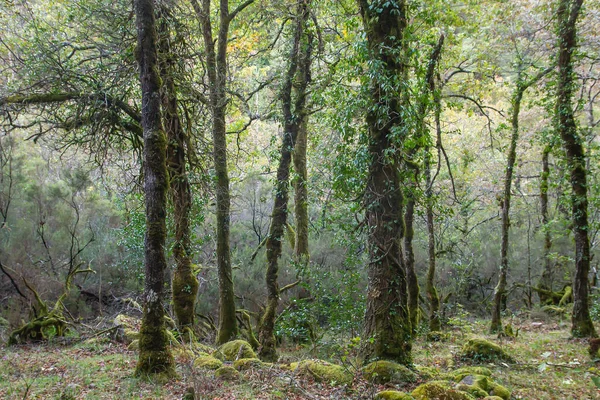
[157,8,198,334]
[134,0,175,376]
[555,0,596,338]
[358,0,412,365]
[258,0,312,362]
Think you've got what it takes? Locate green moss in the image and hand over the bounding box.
[374,390,414,399]
[362,360,417,384]
[214,340,257,361]
[415,365,441,380]
[233,358,265,371]
[426,331,450,342]
[295,359,353,385]
[451,367,492,381]
[487,382,510,400]
[412,381,476,400]
[172,268,199,329]
[482,397,503,400]
[193,356,223,370]
[459,338,515,363]
[541,305,565,315]
[455,383,488,398]
[558,286,572,307]
[214,366,241,381]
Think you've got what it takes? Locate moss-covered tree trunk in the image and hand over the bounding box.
[193,0,248,344]
[555,0,596,338]
[157,8,198,334]
[293,117,311,299]
[257,0,312,362]
[404,190,419,335]
[490,76,523,334]
[134,0,175,376]
[425,93,441,332]
[537,146,554,303]
[358,0,412,365]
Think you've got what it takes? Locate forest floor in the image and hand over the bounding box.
[0,315,599,399]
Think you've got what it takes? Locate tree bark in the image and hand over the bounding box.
[555,0,596,338]
[358,0,412,365]
[293,117,310,263]
[257,0,312,362]
[537,146,554,303]
[157,6,198,334]
[404,189,419,334]
[133,0,175,376]
[192,0,255,344]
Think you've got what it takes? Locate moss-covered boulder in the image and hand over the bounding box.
[451,367,492,380]
[294,359,353,385]
[214,340,256,361]
[194,355,223,370]
[233,357,265,371]
[214,366,241,381]
[114,314,140,345]
[459,338,515,363]
[374,390,414,400]
[415,365,441,380]
[412,381,475,400]
[427,331,450,342]
[362,360,417,384]
[455,374,510,400]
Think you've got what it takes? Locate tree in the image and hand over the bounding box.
[490,63,552,333]
[157,3,198,336]
[358,0,412,365]
[554,0,596,338]
[191,0,255,345]
[133,0,175,376]
[257,0,313,362]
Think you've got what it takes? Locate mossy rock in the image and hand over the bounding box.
[114,314,140,344]
[459,338,515,363]
[455,383,488,398]
[193,356,223,370]
[172,347,195,360]
[482,397,503,400]
[451,367,492,380]
[374,390,414,400]
[415,365,441,380]
[412,381,476,400]
[214,366,241,381]
[233,357,265,371]
[456,374,510,400]
[427,331,450,342]
[362,360,417,384]
[541,305,566,315]
[487,382,510,400]
[295,359,353,385]
[192,342,215,355]
[214,340,256,361]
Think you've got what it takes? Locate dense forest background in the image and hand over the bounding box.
[0,0,600,398]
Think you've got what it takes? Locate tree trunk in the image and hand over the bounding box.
[404,190,419,334]
[358,0,412,365]
[133,0,175,376]
[555,0,596,338]
[425,92,442,333]
[537,146,553,303]
[490,76,523,334]
[193,0,242,344]
[257,0,312,362]
[157,8,198,334]
[293,116,311,299]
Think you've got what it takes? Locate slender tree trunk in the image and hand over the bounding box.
[193,0,250,344]
[425,91,442,333]
[134,0,175,376]
[358,0,412,365]
[490,76,523,334]
[538,146,553,303]
[555,0,596,338]
[404,189,419,334]
[293,116,311,299]
[293,117,309,263]
[258,0,312,362]
[157,8,198,334]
